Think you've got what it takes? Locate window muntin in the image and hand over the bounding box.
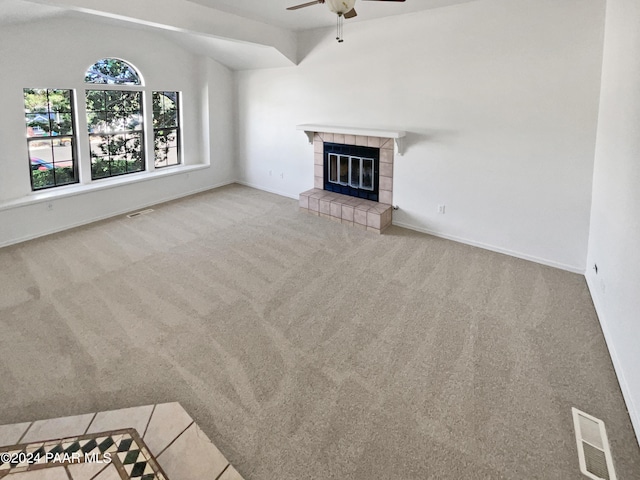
[24,88,78,190]
[86,89,144,179]
[153,91,181,168]
[85,58,141,86]
[328,154,375,191]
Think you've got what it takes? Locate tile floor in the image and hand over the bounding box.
[0,404,243,480]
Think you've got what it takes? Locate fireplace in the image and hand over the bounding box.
[323,142,380,202]
[297,125,406,234]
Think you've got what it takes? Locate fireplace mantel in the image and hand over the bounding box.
[297,124,407,155]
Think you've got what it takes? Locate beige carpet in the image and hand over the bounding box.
[0,184,638,479]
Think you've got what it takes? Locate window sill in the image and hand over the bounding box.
[0,164,209,212]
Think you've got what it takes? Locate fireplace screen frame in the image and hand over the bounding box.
[323,142,379,201]
[328,154,375,191]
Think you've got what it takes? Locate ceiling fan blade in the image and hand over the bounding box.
[344,8,357,19]
[287,0,325,11]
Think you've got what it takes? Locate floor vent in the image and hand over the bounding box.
[572,407,617,480]
[127,209,154,218]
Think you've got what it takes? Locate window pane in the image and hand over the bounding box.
[105,90,125,109]
[86,90,105,111]
[29,140,54,171]
[52,139,73,167]
[26,114,50,137]
[53,167,76,186]
[125,134,142,163]
[87,89,144,179]
[91,157,110,179]
[110,159,127,176]
[152,91,178,129]
[87,112,107,132]
[154,129,179,168]
[52,113,73,136]
[24,89,48,114]
[50,89,71,112]
[153,92,180,168]
[25,88,77,190]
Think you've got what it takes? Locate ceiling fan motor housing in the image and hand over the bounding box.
[326,0,356,15]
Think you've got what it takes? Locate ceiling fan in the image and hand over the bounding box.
[287,0,406,42]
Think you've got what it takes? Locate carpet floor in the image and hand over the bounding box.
[0,184,638,479]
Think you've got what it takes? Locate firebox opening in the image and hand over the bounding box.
[323,142,380,202]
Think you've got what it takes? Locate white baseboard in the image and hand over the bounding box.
[233,184,585,274]
[392,220,585,274]
[0,181,235,249]
[586,275,640,447]
[234,180,299,200]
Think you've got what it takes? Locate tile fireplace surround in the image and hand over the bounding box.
[298,126,404,234]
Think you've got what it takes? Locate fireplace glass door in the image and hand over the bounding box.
[328,155,374,191]
[324,143,379,201]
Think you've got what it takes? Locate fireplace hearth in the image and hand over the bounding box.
[297,125,405,234]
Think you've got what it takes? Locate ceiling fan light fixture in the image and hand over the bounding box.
[325,0,356,15]
[286,0,406,43]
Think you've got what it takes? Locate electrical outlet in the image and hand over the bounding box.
[438,204,446,214]
[280,173,284,179]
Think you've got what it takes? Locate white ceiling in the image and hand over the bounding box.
[185,0,479,31]
[0,0,480,70]
[0,0,479,31]
[0,0,64,26]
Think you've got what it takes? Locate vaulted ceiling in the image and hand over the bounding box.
[0,0,480,69]
[184,0,478,31]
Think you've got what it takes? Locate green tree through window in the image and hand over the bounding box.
[86,90,144,179]
[85,58,141,85]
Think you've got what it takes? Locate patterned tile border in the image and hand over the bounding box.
[0,404,243,480]
[0,428,167,479]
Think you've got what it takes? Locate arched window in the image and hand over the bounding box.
[85,58,144,179]
[22,59,182,191]
[85,58,142,86]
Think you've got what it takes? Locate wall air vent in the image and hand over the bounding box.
[572,407,617,480]
[126,209,154,218]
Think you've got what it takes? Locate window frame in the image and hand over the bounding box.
[152,91,182,169]
[19,59,188,195]
[85,85,146,180]
[24,88,79,192]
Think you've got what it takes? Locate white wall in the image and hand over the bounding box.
[0,16,235,247]
[586,0,640,443]
[236,0,606,272]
